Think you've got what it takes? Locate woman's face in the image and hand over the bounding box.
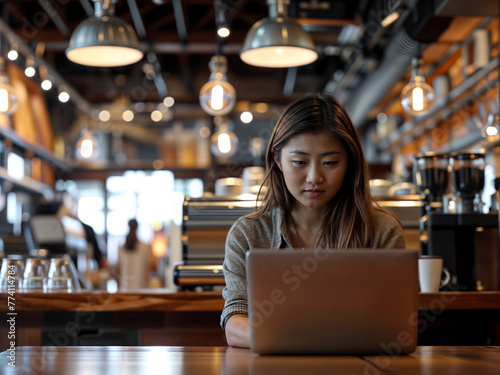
[276,131,348,212]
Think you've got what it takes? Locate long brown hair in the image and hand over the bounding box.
[250,93,390,248]
[125,219,139,251]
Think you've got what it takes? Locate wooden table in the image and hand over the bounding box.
[1,346,499,374]
[1,291,500,349]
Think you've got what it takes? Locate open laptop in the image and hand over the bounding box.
[246,248,418,355]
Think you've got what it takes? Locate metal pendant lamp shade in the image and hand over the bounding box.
[66,2,143,67]
[240,0,317,68]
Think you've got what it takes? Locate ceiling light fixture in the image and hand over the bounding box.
[240,111,253,124]
[217,27,230,38]
[240,0,317,68]
[66,0,143,67]
[210,121,238,158]
[199,55,236,116]
[0,58,18,116]
[215,0,230,38]
[483,114,499,140]
[24,56,36,78]
[483,17,500,145]
[76,127,99,160]
[122,109,134,122]
[401,57,435,116]
[163,96,175,107]
[7,43,18,61]
[39,65,53,91]
[151,110,163,122]
[58,86,70,103]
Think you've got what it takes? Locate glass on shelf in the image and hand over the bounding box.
[46,258,74,293]
[0,257,24,292]
[22,258,48,292]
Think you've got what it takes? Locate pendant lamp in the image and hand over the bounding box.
[240,0,317,68]
[401,57,435,116]
[0,58,18,116]
[66,0,143,67]
[199,55,236,116]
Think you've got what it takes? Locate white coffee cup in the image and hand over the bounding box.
[418,256,450,292]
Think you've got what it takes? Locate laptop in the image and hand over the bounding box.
[246,248,418,355]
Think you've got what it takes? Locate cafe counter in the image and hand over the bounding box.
[1,291,500,349]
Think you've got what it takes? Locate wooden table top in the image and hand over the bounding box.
[1,291,500,312]
[1,346,499,375]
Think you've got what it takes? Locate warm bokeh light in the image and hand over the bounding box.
[151,110,163,122]
[122,110,134,122]
[99,110,111,122]
[7,50,18,61]
[163,96,175,107]
[41,79,52,91]
[240,111,253,123]
[218,27,230,38]
[58,91,70,103]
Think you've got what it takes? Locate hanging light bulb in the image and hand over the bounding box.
[215,0,230,38]
[0,58,18,116]
[482,113,500,142]
[218,27,230,38]
[76,128,99,160]
[7,43,18,61]
[39,65,53,91]
[401,57,435,116]
[199,56,236,116]
[58,86,70,103]
[24,56,36,78]
[210,122,239,158]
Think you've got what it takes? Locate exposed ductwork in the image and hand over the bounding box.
[342,28,420,126]
[332,0,457,127]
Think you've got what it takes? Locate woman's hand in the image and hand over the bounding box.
[225,314,250,348]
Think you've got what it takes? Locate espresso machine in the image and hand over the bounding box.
[416,151,500,291]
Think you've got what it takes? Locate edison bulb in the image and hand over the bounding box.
[210,129,238,157]
[200,79,236,116]
[0,80,18,115]
[199,55,236,116]
[76,130,99,160]
[401,75,435,116]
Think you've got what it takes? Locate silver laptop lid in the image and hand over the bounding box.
[246,249,418,355]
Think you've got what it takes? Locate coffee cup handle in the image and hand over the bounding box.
[441,267,451,288]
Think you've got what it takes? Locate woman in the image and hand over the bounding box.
[221,93,406,348]
[118,219,156,290]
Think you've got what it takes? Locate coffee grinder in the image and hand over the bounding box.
[423,152,500,291]
[414,152,449,255]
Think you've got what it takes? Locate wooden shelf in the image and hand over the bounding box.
[0,166,54,199]
[378,57,499,153]
[0,126,70,172]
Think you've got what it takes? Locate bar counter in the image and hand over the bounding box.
[1,291,500,349]
[1,345,500,375]
[2,290,500,311]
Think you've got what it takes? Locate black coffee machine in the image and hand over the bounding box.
[416,152,500,291]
